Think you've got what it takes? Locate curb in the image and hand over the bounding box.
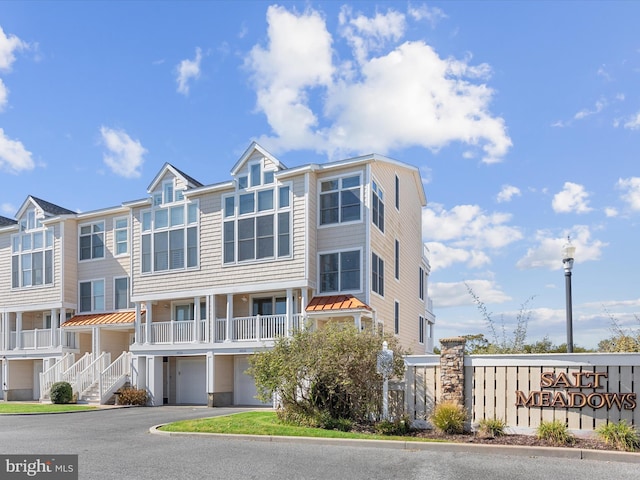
[149,426,640,463]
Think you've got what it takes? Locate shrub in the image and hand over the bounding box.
[375,416,412,436]
[318,413,353,432]
[50,382,73,404]
[477,417,506,437]
[536,420,574,445]
[117,387,148,406]
[430,402,467,434]
[596,420,640,452]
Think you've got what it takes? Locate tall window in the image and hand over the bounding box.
[395,174,400,210]
[372,252,384,296]
[319,174,362,225]
[114,217,129,256]
[419,315,425,344]
[319,250,360,293]
[11,216,54,288]
[419,267,425,300]
[114,277,131,310]
[141,194,198,273]
[394,301,400,335]
[372,180,384,232]
[395,240,400,280]
[79,221,104,260]
[223,183,291,264]
[79,280,104,313]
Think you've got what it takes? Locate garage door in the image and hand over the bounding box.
[176,357,207,405]
[234,356,270,406]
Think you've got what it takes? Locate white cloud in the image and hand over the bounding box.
[247,5,511,164]
[496,184,521,203]
[1,202,15,216]
[176,47,203,95]
[552,182,592,214]
[604,207,618,217]
[408,4,447,27]
[0,78,7,111]
[423,203,522,249]
[430,279,510,308]
[99,126,147,178]
[0,128,34,173]
[425,241,490,271]
[617,177,640,210]
[623,112,640,130]
[574,98,606,120]
[0,26,27,72]
[516,226,606,270]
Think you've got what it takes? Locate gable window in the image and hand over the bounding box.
[79,222,105,260]
[319,174,362,225]
[140,200,199,274]
[319,250,360,293]
[114,277,131,310]
[114,217,129,256]
[372,180,385,232]
[222,181,291,264]
[79,279,104,313]
[372,252,384,296]
[11,216,54,289]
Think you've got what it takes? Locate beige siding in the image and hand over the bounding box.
[8,360,34,389]
[215,355,234,392]
[100,330,131,359]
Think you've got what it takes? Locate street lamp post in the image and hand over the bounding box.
[562,236,576,353]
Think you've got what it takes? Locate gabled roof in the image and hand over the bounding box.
[230,141,287,176]
[147,163,203,192]
[0,215,17,226]
[16,195,76,220]
[306,295,372,313]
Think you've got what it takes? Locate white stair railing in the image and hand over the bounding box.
[99,352,132,404]
[39,353,76,400]
[72,352,110,399]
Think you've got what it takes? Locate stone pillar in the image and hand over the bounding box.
[439,337,466,407]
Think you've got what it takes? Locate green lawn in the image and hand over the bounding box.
[0,403,97,414]
[159,410,441,443]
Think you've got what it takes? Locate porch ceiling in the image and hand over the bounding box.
[62,311,141,327]
[305,295,372,313]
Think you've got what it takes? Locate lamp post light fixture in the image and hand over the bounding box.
[562,236,576,353]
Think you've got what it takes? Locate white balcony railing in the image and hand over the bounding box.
[138,319,209,344]
[7,329,54,350]
[214,314,304,343]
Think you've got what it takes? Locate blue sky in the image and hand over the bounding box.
[1,1,639,349]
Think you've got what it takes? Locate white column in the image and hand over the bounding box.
[286,288,292,336]
[208,295,214,343]
[59,308,66,347]
[134,302,142,344]
[300,289,308,331]
[146,355,163,406]
[15,312,22,350]
[193,296,200,343]
[355,313,362,331]
[50,308,58,347]
[206,351,215,407]
[145,302,152,344]
[2,357,8,392]
[92,326,101,354]
[224,294,233,342]
[2,312,8,350]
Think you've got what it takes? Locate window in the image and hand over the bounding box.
[394,301,400,335]
[395,240,400,280]
[419,267,425,300]
[11,218,54,288]
[222,182,292,264]
[79,280,104,313]
[114,217,129,256]
[114,277,131,310]
[372,252,384,296]
[79,222,104,260]
[175,304,193,321]
[372,180,384,232]
[419,315,425,344]
[141,200,199,274]
[319,175,362,225]
[395,174,400,210]
[319,250,360,293]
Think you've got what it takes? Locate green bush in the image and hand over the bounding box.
[430,402,467,434]
[477,417,506,437]
[117,387,148,406]
[375,416,412,436]
[596,420,640,452]
[318,413,353,432]
[50,382,73,404]
[536,420,574,445]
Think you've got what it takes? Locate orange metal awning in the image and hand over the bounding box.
[61,311,138,327]
[306,295,372,313]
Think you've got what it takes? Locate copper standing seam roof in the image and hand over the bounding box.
[305,295,372,312]
[61,311,139,327]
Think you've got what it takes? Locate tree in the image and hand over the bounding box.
[598,312,640,352]
[247,323,406,424]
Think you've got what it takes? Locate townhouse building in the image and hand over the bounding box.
[0,142,435,406]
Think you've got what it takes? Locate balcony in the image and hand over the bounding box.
[1,329,77,352]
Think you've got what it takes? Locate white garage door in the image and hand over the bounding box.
[234,356,269,406]
[176,357,207,405]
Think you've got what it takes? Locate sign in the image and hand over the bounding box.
[515,371,637,410]
[377,348,394,378]
[0,455,78,479]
